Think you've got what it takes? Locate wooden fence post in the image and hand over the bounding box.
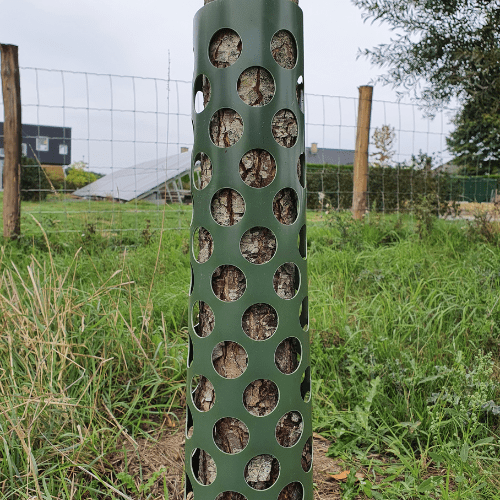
[1,44,22,239]
[352,85,373,220]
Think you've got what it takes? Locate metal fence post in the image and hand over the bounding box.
[187,0,312,498]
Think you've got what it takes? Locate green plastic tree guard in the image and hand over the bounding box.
[187,0,311,498]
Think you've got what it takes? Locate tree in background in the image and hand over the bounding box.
[65,161,99,190]
[352,0,500,171]
[446,96,500,175]
[370,124,396,167]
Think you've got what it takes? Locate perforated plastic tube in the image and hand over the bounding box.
[187,1,311,498]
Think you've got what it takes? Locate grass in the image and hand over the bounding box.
[309,211,500,498]
[0,191,192,235]
[0,201,499,499]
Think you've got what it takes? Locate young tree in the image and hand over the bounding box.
[192,1,307,499]
[370,124,396,167]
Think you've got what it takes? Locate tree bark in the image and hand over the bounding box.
[194,2,302,497]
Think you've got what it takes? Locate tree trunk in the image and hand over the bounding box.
[193,1,302,498]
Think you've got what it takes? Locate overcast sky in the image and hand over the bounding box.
[1,0,454,170]
[3,0,397,96]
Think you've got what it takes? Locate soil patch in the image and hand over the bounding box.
[106,417,363,499]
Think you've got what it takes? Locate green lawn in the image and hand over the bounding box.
[0,192,192,235]
[0,203,499,499]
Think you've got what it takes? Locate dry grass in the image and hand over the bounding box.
[0,240,133,498]
[456,201,500,220]
[0,224,178,499]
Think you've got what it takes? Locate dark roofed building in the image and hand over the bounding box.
[0,123,72,165]
[0,123,71,190]
[306,143,354,165]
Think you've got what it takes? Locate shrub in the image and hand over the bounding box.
[43,165,65,190]
[20,156,51,201]
[65,161,98,190]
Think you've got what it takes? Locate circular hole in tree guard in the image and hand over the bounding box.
[212,341,248,379]
[193,227,213,263]
[191,448,217,485]
[210,108,244,148]
[185,473,193,498]
[194,74,211,113]
[273,262,300,299]
[278,482,304,500]
[244,454,280,490]
[296,75,304,112]
[212,265,246,302]
[301,436,313,472]
[275,411,303,448]
[297,153,305,188]
[209,28,242,68]
[215,493,247,500]
[299,296,309,332]
[193,152,212,190]
[298,224,307,259]
[272,109,298,148]
[192,301,215,338]
[194,90,204,114]
[190,265,194,295]
[237,67,275,106]
[211,188,245,226]
[271,30,297,69]
[191,374,216,412]
[273,188,298,225]
[239,149,276,188]
[275,337,301,374]
[187,335,194,368]
[300,367,311,403]
[240,227,277,264]
[242,303,278,341]
[213,417,249,454]
[243,379,279,416]
[186,406,194,439]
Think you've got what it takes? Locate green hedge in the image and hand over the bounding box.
[306,165,498,210]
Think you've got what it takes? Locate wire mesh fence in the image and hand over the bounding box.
[304,93,498,214]
[1,67,193,235]
[1,67,498,236]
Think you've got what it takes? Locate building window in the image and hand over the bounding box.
[22,143,27,156]
[0,148,4,157]
[36,137,49,152]
[59,144,68,155]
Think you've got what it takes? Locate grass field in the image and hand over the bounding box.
[2,193,192,235]
[0,201,499,499]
